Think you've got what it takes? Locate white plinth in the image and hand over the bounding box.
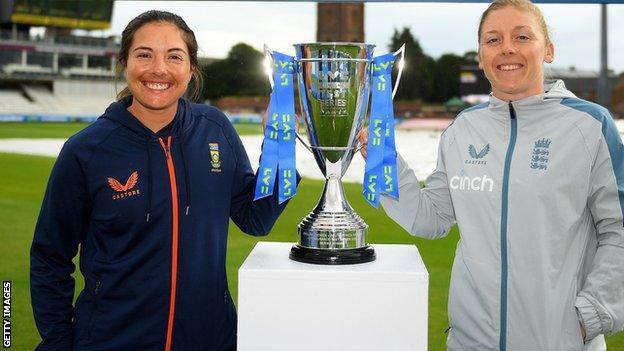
[237,242,429,351]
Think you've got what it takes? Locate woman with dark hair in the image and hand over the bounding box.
[30,10,292,350]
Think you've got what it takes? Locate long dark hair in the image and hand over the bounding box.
[115,10,203,102]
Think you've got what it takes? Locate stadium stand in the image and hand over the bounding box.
[0,89,42,114]
[1,81,115,121]
[0,0,117,122]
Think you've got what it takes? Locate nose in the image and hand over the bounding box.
[500,40,517,55]
[151,55,167,75]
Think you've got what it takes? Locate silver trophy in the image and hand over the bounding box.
[266,42,404,264]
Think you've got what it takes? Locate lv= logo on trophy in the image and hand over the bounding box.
[254,42,405,265]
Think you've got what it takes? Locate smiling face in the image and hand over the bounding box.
[478,6,554,101]
[125,22,192,119]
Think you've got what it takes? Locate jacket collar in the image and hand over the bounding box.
[486,80,577,117]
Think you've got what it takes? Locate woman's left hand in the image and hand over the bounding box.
[357,127,368,159]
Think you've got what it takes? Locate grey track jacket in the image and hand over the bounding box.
[381,80,624,351]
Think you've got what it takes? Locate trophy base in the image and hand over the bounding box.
[289,244,376,265]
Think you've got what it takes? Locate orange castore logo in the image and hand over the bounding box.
[108,171,141,200]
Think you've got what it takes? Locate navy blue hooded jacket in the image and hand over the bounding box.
[31,97,293,350]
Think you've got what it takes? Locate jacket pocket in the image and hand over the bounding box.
[74,280,101,342]
[563,280,585,350]
[85,280,101,340]
[224,289,237,323]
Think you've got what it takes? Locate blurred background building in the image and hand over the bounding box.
[0,1,622,122]
[0,0,117,121]
[317,3,364,43]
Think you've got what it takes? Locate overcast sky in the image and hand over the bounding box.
[103,1,624,74]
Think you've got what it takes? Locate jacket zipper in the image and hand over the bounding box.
[159,136,179,351]
[499,102,517,351]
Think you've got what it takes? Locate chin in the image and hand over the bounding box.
[137,98,178,111]
[495,82,522,93]
[148,102,177,111]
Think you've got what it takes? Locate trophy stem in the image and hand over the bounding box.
[315,176,350,213]
[291,175,375,264]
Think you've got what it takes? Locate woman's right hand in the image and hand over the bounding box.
[357,127,368,159]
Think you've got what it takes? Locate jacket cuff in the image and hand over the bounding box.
[575,295,602,341]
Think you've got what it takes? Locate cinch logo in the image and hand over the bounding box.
[465,144,490,165]
[108,171,141,200]
[450,174,494,192]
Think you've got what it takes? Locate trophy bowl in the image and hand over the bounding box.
[290,42,376,265]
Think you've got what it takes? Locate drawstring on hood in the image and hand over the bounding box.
[100,96,193,221]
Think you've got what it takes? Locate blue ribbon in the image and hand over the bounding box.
[362,53,399,207]
[254,52,297,203]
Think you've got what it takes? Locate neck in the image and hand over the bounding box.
[492,84,544,102]
[492,76,545,102]
[127,101,177,133]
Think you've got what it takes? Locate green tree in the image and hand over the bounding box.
[463,50,479,65]
[432,53,463,103]
[388,27,434,101]
[202,43,269,100]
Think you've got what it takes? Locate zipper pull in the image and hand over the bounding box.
[159,137,171,158]
[508,101,517,119]
[94,281,101,295]
[165,136,173,158]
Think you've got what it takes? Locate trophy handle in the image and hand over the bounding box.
[296,133,313,153]
[263,44,275,89]
[392,44,406,100]
[264,44,313,154]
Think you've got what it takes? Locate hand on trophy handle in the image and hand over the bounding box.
[356,127,369,159]
[354,47,402,160]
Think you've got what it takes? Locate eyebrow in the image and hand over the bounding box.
[132,46,188,54]
[484,26,535,35]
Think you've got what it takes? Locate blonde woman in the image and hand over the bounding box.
[359,1,623,350]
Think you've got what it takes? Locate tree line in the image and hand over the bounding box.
[200,27,478,104]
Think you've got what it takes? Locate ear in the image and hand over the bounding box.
[544,43,554,64]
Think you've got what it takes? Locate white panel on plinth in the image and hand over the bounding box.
[238,242,429,351]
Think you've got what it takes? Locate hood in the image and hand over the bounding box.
[543,79,577,100]
[488,79,578,111]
